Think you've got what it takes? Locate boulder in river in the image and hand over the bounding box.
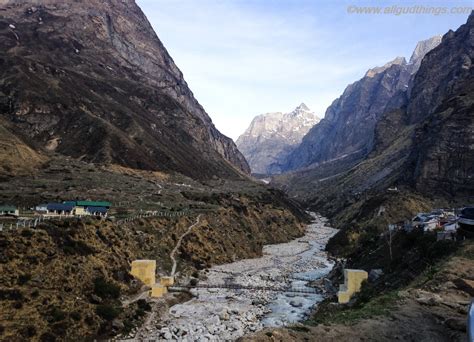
[290,300,303,308]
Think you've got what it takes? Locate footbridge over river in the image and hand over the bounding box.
[169,282,322,295]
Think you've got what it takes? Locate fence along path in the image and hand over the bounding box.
[0,215,56,232]
[0,210,192,232]
[116,210,191,225]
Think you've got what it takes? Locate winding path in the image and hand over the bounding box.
[170,214,202,276]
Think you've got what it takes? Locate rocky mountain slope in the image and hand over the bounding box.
[281,36,442,172]
[243,241,473,342]
[0,0,249,180]
[246,20,473,342]
[236,103,319,174]
[0,1,314,340]
[273,14,473,244]
[0,192,306,341]
[0,150,310,341]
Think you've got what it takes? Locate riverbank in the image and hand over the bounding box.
[124,214,337,341]
[242,241,473,342]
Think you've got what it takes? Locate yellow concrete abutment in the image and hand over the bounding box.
[338,269,368,304]
[130,260,156,286]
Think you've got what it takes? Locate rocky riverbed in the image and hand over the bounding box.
[128,213,337,341]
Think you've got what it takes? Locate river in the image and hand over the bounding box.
[136,213,337,341]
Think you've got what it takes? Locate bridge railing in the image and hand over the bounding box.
[169,283,321,295]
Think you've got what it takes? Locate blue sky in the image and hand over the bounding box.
[136,0,471,140]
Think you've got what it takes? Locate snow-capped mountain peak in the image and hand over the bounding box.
[236,104,320,174]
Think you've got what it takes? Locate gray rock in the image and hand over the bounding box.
[112,319,124,330]
[369,269,384,282]
[90,294,102,304]
[290,300,303,308]
[219,308,230,321]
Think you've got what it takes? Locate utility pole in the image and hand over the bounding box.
[386,224,395,262]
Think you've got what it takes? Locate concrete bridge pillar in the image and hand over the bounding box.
[338,269,368,304]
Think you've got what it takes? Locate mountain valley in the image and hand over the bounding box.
[0,1,473,341]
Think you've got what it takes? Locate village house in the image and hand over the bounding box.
[85,206,108,217]
[45,203,75,216]
[0,205,19,217]
[35,204,48,213]
[75,201,111,218]
[423,216,440,231]
[37,200,112,218]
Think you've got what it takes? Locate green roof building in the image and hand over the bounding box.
[0,205,19,216]
[75,201,112,208]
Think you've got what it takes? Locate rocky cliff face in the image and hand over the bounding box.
[281,36,442,172]
[236,103,319,174]
[406,17,474,196]
[408,35,443,73]
[273,15,473,221]
[0,0,250,179]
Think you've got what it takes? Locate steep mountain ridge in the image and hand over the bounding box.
[0,0,250,179]
[281,36,442,172]
[273,14,473,225]
[236,103,319,174]
[406,21,474,195]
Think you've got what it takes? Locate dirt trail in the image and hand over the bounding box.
[170,214,202,276]
[122,287,150,307]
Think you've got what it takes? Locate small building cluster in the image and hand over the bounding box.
[0,200,111,219]
[388,207,474,240]
[35,201,111,218]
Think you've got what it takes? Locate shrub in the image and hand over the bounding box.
[48,307,66,323]
[40,332,57,342]
[70,311,81,321]
[26,255,39,265]
[51,321,68,335]
[85,315,95,326]
[63,238,95,256]
[93,277,121,299]
[136,299,151,311]
[426,240,458,260]
[18,274,32,285]
[21,229,34,238]
[95,304,122,321]
[354,280,377,305]
[134,308,146,319]
[123,319,135,334]
[0,289,23,301]
[21,325,37,338]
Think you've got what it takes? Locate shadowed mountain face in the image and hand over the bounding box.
[273,14,473,210]
[406,17,474,195]
[281,36,442,172]
[236,103,319,175]
[0,0,250,179]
